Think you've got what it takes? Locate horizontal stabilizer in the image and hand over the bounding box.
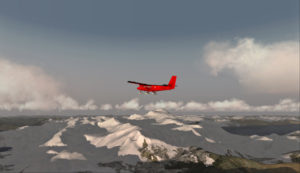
[128,81,151,86]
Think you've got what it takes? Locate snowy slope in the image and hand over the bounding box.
[0,111,299,172]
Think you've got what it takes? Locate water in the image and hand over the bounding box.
[222,124,300,136]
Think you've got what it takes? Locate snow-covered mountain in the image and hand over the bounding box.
[0,110,299,172]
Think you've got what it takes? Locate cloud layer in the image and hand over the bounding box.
[0,58,97,111]
[144,101,184,111]
[100,104,113,111]
[115,98,142,110]
[204,38,299,94]
[144,98,299,112]
[111,97,299,112]
[1,57,298,113]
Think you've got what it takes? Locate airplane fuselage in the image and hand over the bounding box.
[137,85,175,92]
[128,75,177,94]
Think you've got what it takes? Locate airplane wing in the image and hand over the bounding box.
[128,81,152,86]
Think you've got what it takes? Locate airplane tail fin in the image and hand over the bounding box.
[168,76,177,88]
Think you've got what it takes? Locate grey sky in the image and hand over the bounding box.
[0,0,299,115]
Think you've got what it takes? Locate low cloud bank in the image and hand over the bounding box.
[144,101,184,111]
[204,38,299,94]
[0,58,97,111]
[115,98,142,110]
[100,104,113,111]
[144,98,299,112]
[109,97,299,112]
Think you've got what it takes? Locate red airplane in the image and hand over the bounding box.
[128,76,177,94]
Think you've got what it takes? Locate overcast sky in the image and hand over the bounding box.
[0,0,299,115]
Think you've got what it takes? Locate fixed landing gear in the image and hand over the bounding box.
[151,92,157,95]
[138,91,157,95]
